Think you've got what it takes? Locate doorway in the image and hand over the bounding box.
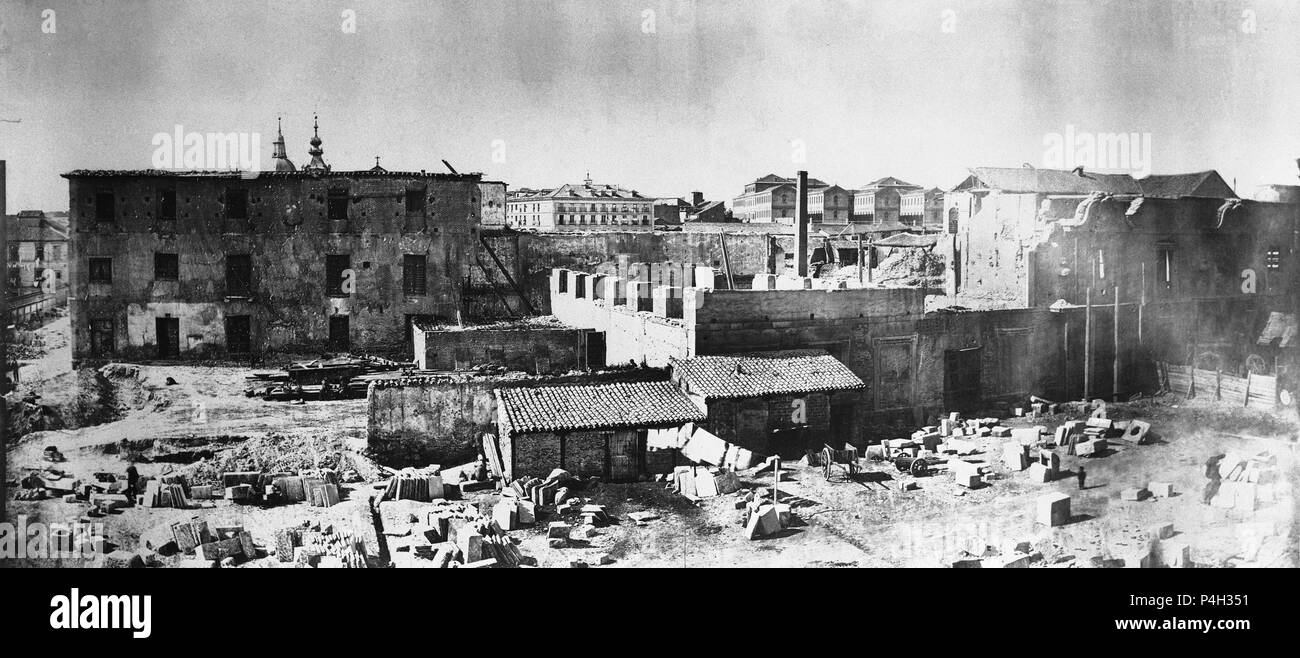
[944,346,982,412]
[156,317,180,359]
[328,315,350,352]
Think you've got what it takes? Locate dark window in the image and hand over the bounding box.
[7,244,17,261]
[158,188,177,220]
[91,319,115,356]
[1266,247,1281,271]
[35,244,44,262]
[154,253,179,281]
[95,192,115,222]
[328,188,349,221]
[226,254,252,296]
[225,315,251,354]
[328,315,350,351]
[406,188,426,213]
[403,254,427,295]
[89,258,113,284]
[326,254,350,296]
[225,188,248,219]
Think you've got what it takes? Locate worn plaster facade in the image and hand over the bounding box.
[64,169,482,365]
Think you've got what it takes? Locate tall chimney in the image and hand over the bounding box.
[795,170,809,277]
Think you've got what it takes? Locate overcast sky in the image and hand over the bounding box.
[1,0,1298,210]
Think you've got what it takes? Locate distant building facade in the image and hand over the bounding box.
[5,210,69,301]
[505,175,652,231]
[808,185,854,225]
[733,174,829,223]
[899,187,945,230]
[853,176,922,225]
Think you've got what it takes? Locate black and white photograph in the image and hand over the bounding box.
[1,0,1297,640]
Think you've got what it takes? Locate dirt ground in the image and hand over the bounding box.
[4,325,1297,568]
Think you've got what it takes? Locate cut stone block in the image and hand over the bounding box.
[1147,481,1173,498]
[1123,420,1151,444]
[1121,488,1149,502]
[492,500,518,531]
[1158,541,1191,568]
[1028,462,1053,483]
[546,522,569,539]
[1037,492,1071,526]
[998,552,1032,568]
[516,500,536,526]
[1122,548,1154,568]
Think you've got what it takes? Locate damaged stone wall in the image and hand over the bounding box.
[66,171,481,365]
[416,325,589,373]
[467,230,780,318]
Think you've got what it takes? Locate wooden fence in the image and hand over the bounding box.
[1160,362,1279,410]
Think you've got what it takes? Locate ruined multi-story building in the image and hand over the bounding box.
[63,122,484,365]
[942,165,1300,395]
[5,210,69,301]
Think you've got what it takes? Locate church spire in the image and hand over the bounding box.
[303,113,329,172]
[271,117,296,171]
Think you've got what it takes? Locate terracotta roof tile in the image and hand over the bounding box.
[496,381,705,434]
[673,354,865,400]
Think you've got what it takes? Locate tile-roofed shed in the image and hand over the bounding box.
[496,381,705,435]
[672,354,866,401]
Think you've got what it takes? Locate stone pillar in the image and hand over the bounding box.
[605,276,626,306]
[627,281,654,312]
[693,265,717,290]
[552,268,571,295]
[654,286,684,319]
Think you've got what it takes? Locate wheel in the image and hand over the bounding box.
[910,459,929,477]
